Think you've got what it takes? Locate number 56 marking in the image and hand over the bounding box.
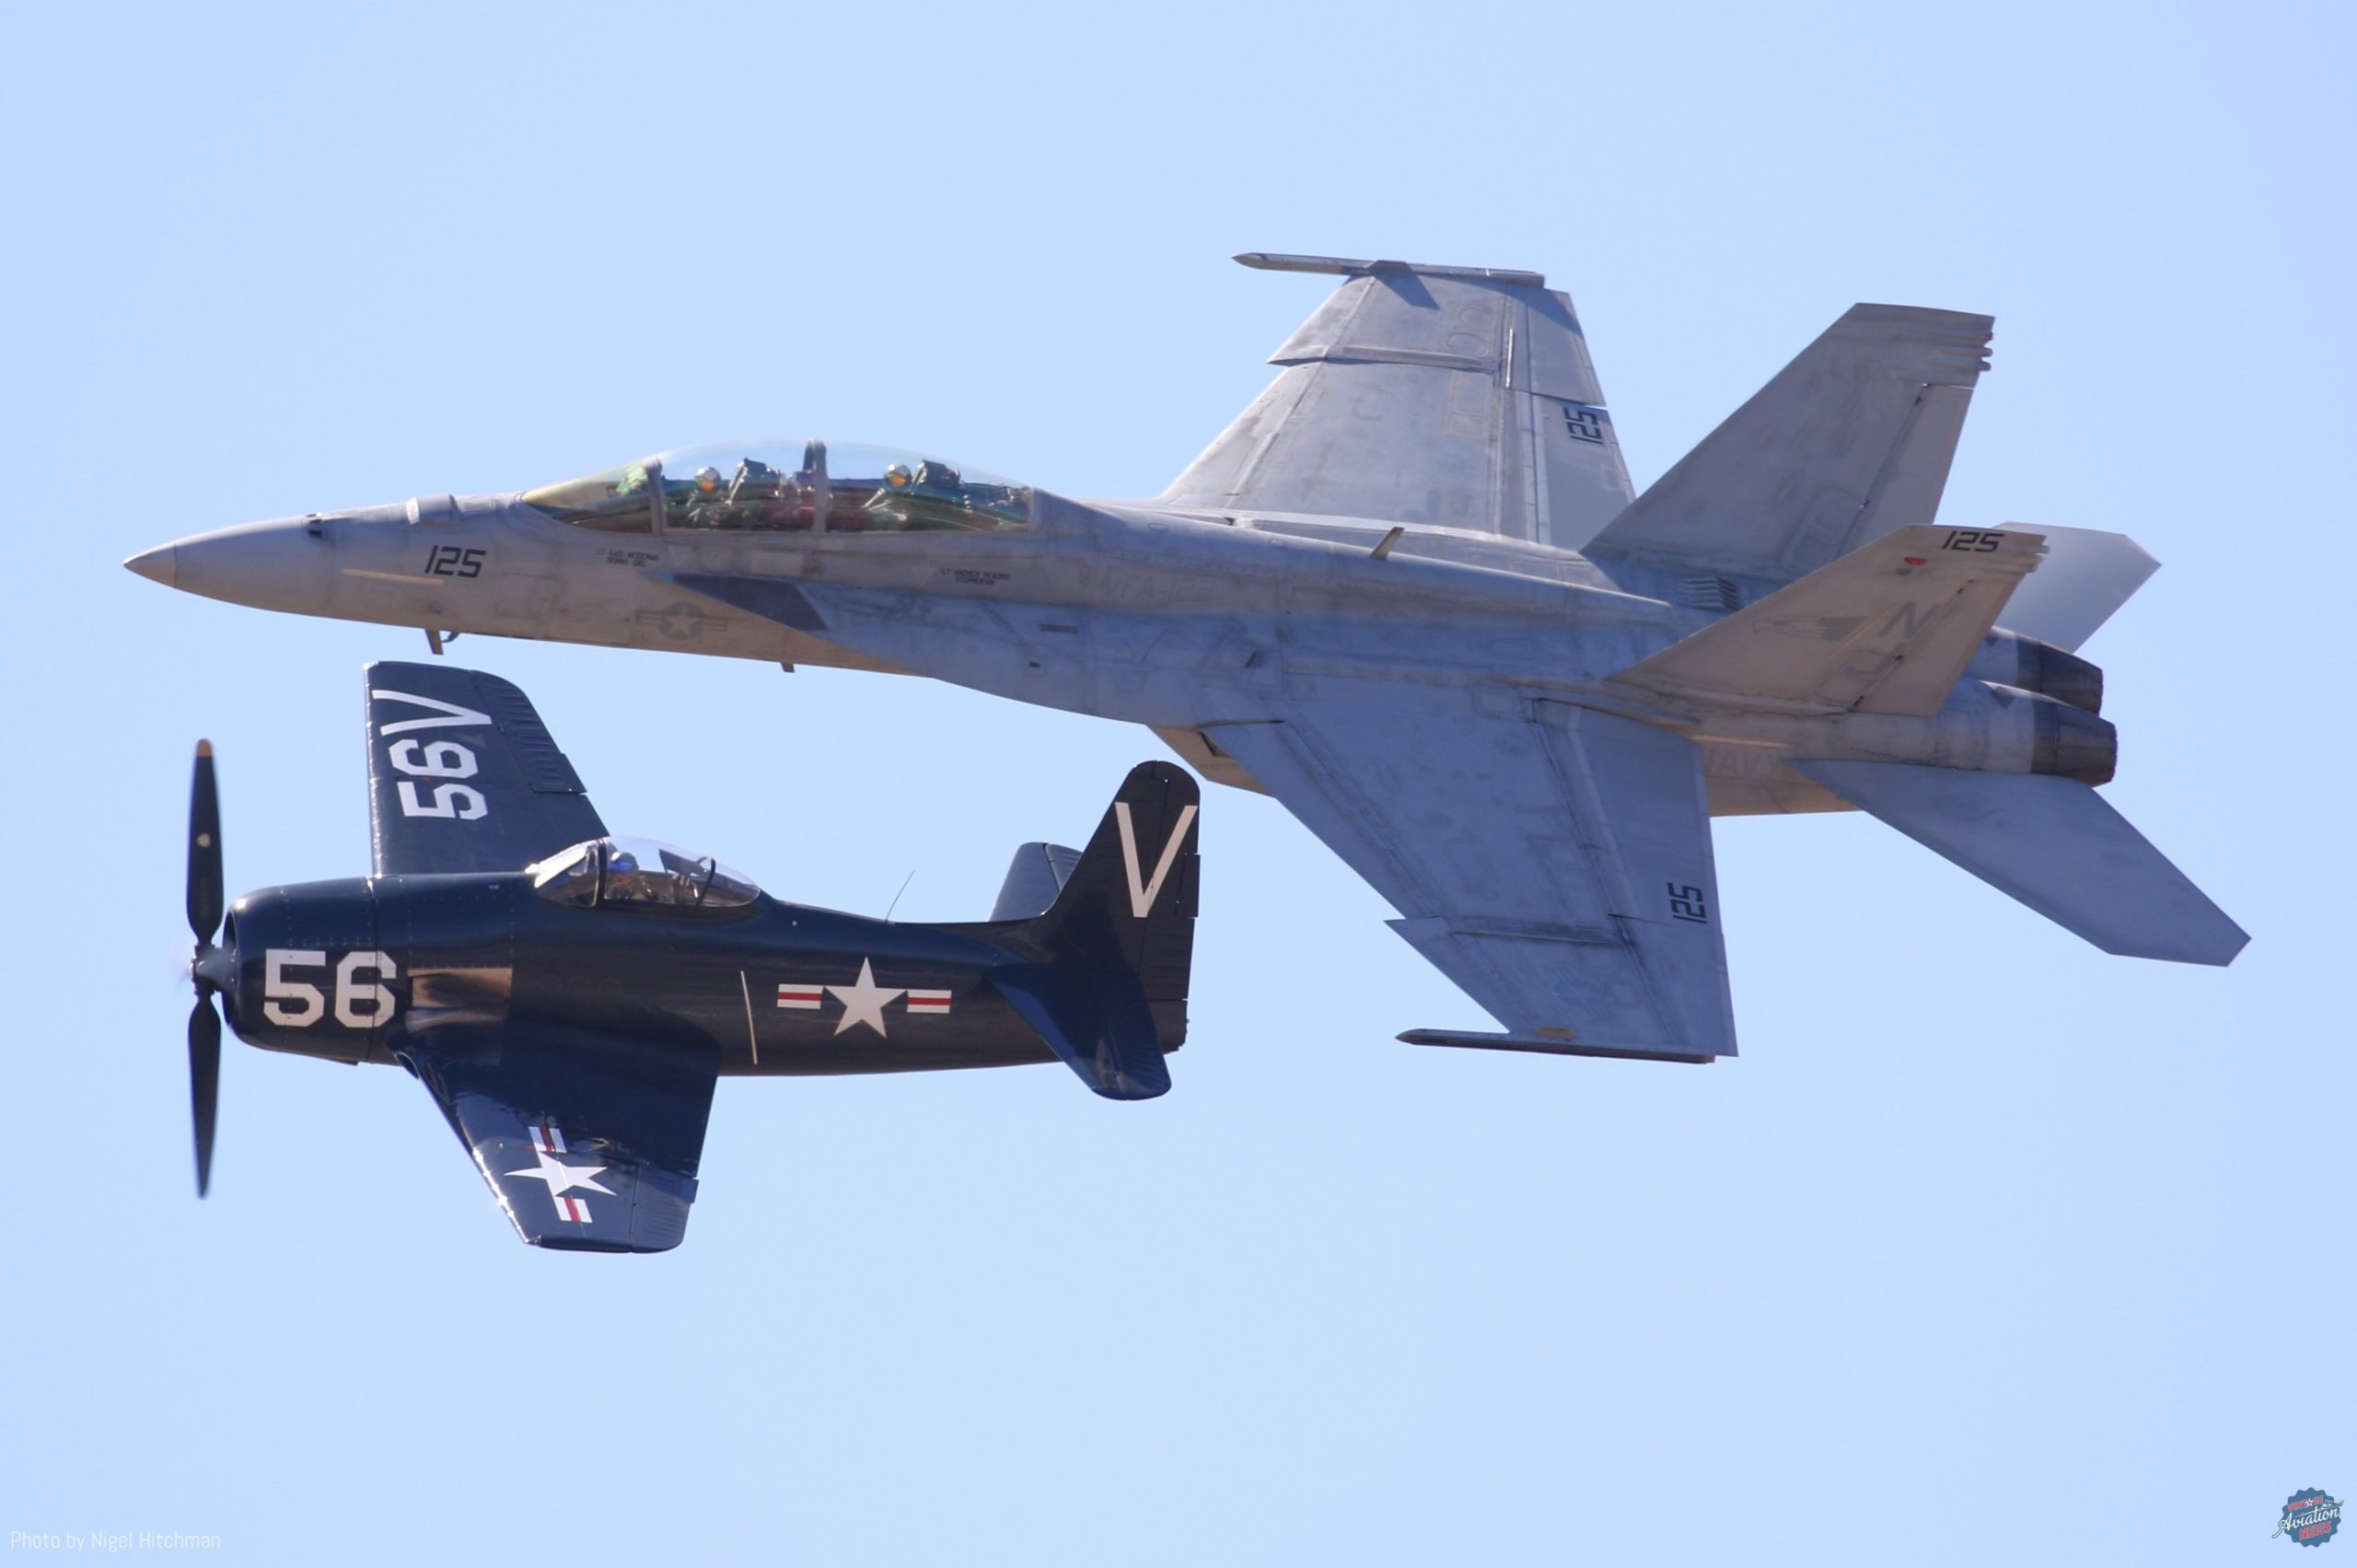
[263,948,399,1028]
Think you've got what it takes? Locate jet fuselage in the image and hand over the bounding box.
[132,484,2111,817]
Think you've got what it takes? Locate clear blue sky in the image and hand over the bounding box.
[6,2,2348,1562]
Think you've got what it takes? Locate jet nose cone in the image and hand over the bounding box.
[124,543,178,588]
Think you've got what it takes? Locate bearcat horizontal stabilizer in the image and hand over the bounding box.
[990,842,1083,922]
[993,966,1171,1100]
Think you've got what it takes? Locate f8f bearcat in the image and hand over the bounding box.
[137,253,2243,1065]
[180,661,1200,1251]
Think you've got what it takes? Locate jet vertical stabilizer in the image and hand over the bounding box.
[1586,304,1992,594]
[1991,525,2160,652]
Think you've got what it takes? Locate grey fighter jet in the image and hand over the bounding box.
[127,253,2245,1063]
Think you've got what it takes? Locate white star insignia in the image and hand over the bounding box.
[505,1149,616,1198]
[826,958,905,1037]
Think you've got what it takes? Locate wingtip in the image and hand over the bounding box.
[2108,918,2250,968]
[1399,1028,1717,1064]
[1234,251,1546,286]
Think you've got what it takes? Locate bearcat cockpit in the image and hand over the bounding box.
[528,837,760,910]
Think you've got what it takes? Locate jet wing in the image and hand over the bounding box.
[395,1025,719,1252]
[1161,254,1634,549]
[364,661,607,876]
[1201,692,1735,1061]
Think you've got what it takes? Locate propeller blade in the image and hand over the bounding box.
[188,740,223,943]
[189,995,220,1197]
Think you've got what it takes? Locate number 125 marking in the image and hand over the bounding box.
[1940,529,2003,553]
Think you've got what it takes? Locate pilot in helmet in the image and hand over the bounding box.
[694,465,724,494]
[604,846,641,900]
[883,462,913,490]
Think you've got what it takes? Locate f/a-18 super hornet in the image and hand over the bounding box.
[179,660,1200,1250]
[134,253,2243,1066]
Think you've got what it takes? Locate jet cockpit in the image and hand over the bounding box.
[520,440,1033,536]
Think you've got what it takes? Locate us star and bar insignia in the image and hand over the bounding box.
[504,1123,615,1224]
[773,959,953,1038]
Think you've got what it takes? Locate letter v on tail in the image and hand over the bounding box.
[1115,801,1200,918]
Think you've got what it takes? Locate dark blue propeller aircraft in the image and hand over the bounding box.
[180,661,1201,1252]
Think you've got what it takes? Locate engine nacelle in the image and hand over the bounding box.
[1803,681,2116,784]
[1966,629,2104,714]
[223,879,389,1063]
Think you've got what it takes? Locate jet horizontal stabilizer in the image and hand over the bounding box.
[1791,761,2247,965]
[1610,525,2048,717]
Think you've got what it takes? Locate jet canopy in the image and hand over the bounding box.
[520,439,1033,536]
[528,837,760,910]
